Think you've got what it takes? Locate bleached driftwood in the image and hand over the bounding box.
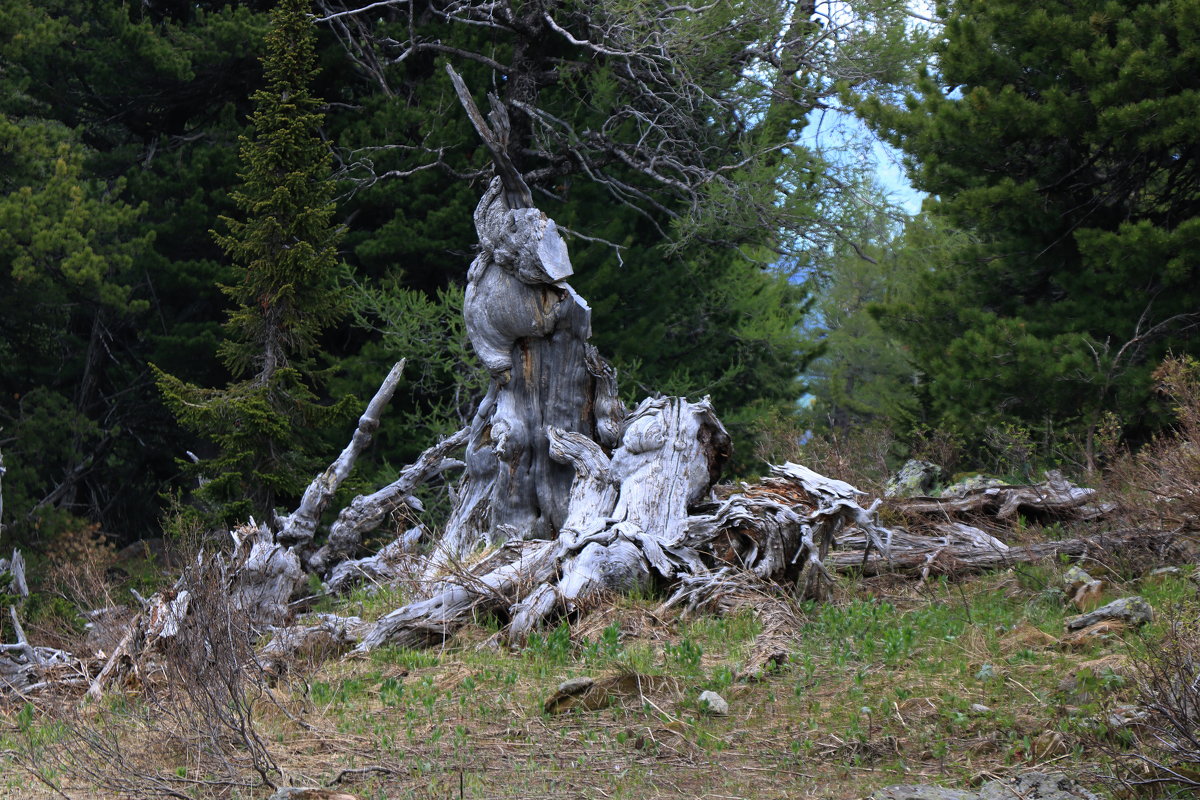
[432,71,627,559]
[358,539,560,650]
[325,526,425,594]
[891,470,1110,521]
[826,530,1167,578]
[227,521,304,627]
[359,396,728,649]
[308,428,468,575]
[355,445,907,651]
[2,548,29,599]
[85,578,194,700]
[507,397,733,637]
[259,613,368,675]
[436,176,626,558]
[2,638,76,695]
[663,463,896,605]
[277,360,407,548]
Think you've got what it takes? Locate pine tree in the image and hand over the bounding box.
[156,0,352,522]
[860,0,1200,456]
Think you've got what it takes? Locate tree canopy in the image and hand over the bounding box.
[859,0,1200,461]
[7,0,1194,549]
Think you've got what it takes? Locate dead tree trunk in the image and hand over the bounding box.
[435,66,625,560]
[277,359,406,550]
[436,177,625,557]
[360,396,730,650]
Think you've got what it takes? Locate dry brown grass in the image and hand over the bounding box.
[6,564,1196,800]
[1105,356,1200,540]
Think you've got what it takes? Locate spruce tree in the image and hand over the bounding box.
[156,0,352,522]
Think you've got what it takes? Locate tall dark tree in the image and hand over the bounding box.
[0,0,272,544]
[157,0,353,522]
[0,0,164,545]
[861,0,1200,462]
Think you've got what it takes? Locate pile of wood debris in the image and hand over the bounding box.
[2,458,1154,701]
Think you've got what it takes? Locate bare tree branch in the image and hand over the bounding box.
[276,359,407,547]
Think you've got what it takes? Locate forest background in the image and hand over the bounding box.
[1,0,1198,561]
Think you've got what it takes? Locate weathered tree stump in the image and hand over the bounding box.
[437,177,625,558]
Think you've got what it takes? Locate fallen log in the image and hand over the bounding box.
[828,529,1176,578]
[259,613,367,676]
[324,526,425,595]
[308,428,468,576]
[889,470,1112,521]
[354,447,907,651]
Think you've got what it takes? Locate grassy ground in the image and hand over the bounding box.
[3,558,1194,800]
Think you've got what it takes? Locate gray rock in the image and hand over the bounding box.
[1148,566,1181,577]
[885,460,944,498]
[698,690,729,715]
[978,772,1102,800]
[969,703,992,714]
[939,473,1005,498]
[870,786,977,800]
[1107,704,1149,729]
[1066,596,1154,630]
[1062,565,1093,591]
[872,773,1103,800]
[556,676,595,695]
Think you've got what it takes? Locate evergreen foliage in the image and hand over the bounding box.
[804,208,923,435]
[0,0,932,541]
[0,12,154,542]
[156,0,353,522]
[860,0,1200,458]
[0,0,270,542]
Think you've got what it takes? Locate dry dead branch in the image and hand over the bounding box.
[888,470,1113,521]
[276,359,407,549]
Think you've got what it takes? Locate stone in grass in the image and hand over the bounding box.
[873,773,1103,800]
[698,690,729,715]
[870,786,976,800]
[885,460,943,498]
[977,772,1102,800]
[1065,596,1153,630]
[1062,565,1093,594]
[938,473,1005,498]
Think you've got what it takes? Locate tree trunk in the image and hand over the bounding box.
[360,395,730,650]
[437,177,625,558]
[276,360,406,549]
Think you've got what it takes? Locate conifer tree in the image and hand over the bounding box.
[860,0,1200,455]
[156,0,352,522]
